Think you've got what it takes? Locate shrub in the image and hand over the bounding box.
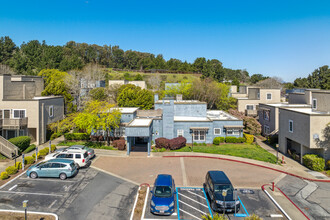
[168,137,186,150]
[113,139,126,150]
[326,160,330,170]
[32,152,41,160]
[244,133,254,144]
[15,162,22,170]
[50,132,61,140]
[51,144,57,152]
[5,166,18,175]
[8,136,31,152]
[237,137,246,143]
[23,144,36,153]
[64,133,89,141]
[24,156,35,165]
[39,148,49,156]
[0,171,9,180]
[225,136,238,143]
[155,138,170,149]
[303,154,325,172]
[213,137,221,145]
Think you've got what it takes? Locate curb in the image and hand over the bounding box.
[163,155,330,183]
[0,209,58,220]
[261,184,310,220]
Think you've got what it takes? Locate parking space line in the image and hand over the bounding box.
[178,199,208,215]
[8,185,17,191]
[177,192,209,208]
[187,190,206,200]
[233,196,248,218]
[48,200,57,209]
[202,188,213,218]
[20,177,77,183]
[179,209,201,220]
[0,190,64,197]
[176,187,181,220]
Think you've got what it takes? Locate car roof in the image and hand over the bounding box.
[47,159,74,164]
[155,174,173,186]
[60,149,86,153]
[69,145,85,148]
[208,171,231,184]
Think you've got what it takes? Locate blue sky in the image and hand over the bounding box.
[0,0,329,82]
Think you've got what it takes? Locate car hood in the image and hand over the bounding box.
[151,195,174,206]
[214,192,234,201]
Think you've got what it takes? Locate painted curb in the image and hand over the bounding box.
[163,155,330,183]
[0,209,58,220]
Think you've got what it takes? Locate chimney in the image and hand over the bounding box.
[176,94,182,101]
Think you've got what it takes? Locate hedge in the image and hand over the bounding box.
[8,136,31,152]
[155,138,170,149]
[50,132,61,140]
[244,133,254,144]
[303,154,325,172]
[225,136,238,143]
[113,139,126,150]
[38,148,49,156]
[168,137,186,150]
[15,162,22,170]
[237,137,246,143]
[213,137,225,145]
[32,152,41,160]
[23,144,36,154]
[0,171,9,180]
[64,133,89,141]
[327,160,330,170]
[51,144,57,152]
[24,156,35,165]
[5,166,18,175]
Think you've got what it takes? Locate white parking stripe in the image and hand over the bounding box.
[187,190,206,200]
[178,199,208,215]
[0,190,64,197]
[177,192,209,208]
[20,177,77,183]
[179,209,201,220]
[8,185,17,191]
[48,200,57,209]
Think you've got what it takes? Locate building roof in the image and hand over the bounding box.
[174,116,210,122]
[207,110,239,120]
[283,108,330,115]
[128,118,153,127]
[110,107,139,114]
[261,103,311,108]
[137,109,162,118]
[32,96,63,100]
[155,100,206,104]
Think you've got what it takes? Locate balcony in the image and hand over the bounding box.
[245,109,258,116]
[2,117,28,129]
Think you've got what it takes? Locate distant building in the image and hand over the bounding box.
[109,80,146,90]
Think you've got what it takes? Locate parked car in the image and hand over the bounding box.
[150,174,176,215]
[45,150,90,168]
[56,145,95,159]
[204,171,240,213]
[26,159,78,180]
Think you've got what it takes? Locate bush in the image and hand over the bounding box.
[5,166,18,175]
[8,136,31,152]
[237,137,246,143]
[244,133,254,144]
[213,137,226,145]
[50,132,61,140]
[15,162,22,170]
[64,133,89,141]
[113,139,126,150]
[24,156,35,165]
[168,137,186,150]
[23,144,36,153]
[32,152,41,160]
[155,138,170,149]
[303,154,325,172]
[225,136,238,143]
[39,148,49,156]
[0,171,9,180]
[327,160,330,170]
[51,144,56,152]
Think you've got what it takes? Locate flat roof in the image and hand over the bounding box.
[262,103,311,108]
[174,116,210,122]
[110,107,139,114]
[284,108,330,115]
[207,110,238,120]
[155,100,206,104]
[128,118,152,127]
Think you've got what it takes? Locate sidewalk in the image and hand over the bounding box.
[0,136,65,173]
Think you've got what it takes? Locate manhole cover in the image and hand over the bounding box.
[240,189,254,194]
[0,198,13,204]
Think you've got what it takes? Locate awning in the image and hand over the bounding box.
[223,125,244,129]
[189,127,209,130]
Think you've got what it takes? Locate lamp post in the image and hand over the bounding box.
[23,200,28,220]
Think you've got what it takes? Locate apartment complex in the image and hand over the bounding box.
[230,85,281,116]
[0,74,64,145]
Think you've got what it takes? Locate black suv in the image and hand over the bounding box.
[204,171,240,213]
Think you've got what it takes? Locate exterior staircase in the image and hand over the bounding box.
[0,135,19,159]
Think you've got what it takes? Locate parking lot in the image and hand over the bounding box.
[0,165,138,220]
[143,187,284,220]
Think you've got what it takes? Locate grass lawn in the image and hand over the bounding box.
[173,143,278,164]
[57,141,117,150]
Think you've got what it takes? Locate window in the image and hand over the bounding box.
[257,93,260,99]
[50,163,61,168]
[177,129,184,137]
[57,154,66,159]
[267,93,272,100]
[264,125,270,135]
[263,110,270,121]
[227,129,240,135]
[13,110,25,119]
[40,163,51,169]
[49,106,54,117]
[75,154,81,159]
[193,130,206,141]
[66,154,74,159]
[214,128,221,135]
[246,105,254,110]
[289,120,293,133]
[312,98,317,109]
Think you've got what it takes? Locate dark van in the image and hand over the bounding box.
[204,171,240,212]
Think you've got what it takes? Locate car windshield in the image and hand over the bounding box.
[36,162,46,167]
[154,186,172,198]
[214,184,234,194]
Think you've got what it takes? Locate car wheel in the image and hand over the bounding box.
[30,172,38,179]
[59,173,67,180]
[75,163,80,169]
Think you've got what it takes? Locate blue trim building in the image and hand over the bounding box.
[113,95,243,156]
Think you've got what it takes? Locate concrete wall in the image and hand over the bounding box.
[248,88,259,99]
[312,92,330,112]
[121,113,135,124]
[309,115,330,148]
[152,119,163,141]
[258,104,278,135]
[174,103,207,117]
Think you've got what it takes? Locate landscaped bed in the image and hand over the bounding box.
[57,141,117,150]
[0,211,56,220]
[172,143,278,164]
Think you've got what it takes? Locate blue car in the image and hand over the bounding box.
[150,174,176,215]
[26,159,78,180]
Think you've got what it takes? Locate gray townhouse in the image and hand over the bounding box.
[112,94,243,156]
[0,74,64,157]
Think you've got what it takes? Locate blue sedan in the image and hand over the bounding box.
[150,174,176,215]
[26,159,78,180]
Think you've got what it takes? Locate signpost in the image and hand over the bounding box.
[233,189,238,216]
[35,147,38,162]
[22,154,25,171]
[23,200,28,220]
[222,189,227,215]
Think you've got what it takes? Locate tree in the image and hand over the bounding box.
[293,77,308,88]
[228,109,262,135]
[255,77,282,89]
[117,84,154,109]
[89,87,108,101]
[0,36,16,64]
[316,123,330,166]
[0,64,15,75]
[250,74,268,84]
[147,74,162,90]
[134,73,143,81]
[165,81,192,99]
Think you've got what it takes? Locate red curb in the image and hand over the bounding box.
[139,183,150,187]
[262,184,310,220]
[163,155,330,183]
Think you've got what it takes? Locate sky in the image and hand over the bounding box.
[0,0,329,82]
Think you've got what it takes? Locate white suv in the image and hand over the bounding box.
[45,150,90,168]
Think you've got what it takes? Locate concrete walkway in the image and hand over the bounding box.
[0,136,65,173]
